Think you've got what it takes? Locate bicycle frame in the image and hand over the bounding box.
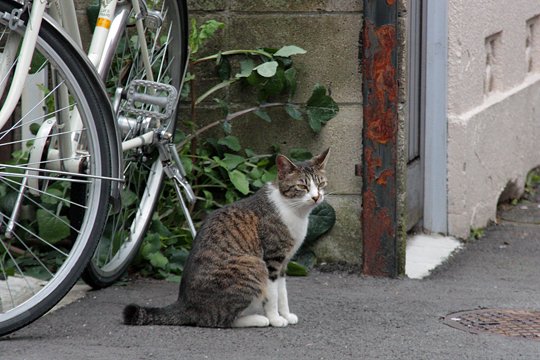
[0,0,160,172]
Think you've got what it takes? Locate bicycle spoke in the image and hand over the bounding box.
[0,56,17,88]
[0,172,91,184]
[5,229,55,279]
[0,237,36,299]
[0,103,76,138]
[0,209,69,258]
[13,154,90,169]
[0,177,84,234]
[0,80,67,142]
[0,127,86,148]
[156,24,173,82]
[0,259,15,310]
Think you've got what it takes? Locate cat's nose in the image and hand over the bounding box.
[312,194,320,202]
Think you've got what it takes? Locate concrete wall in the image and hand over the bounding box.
[188,1,364,263]
[447,0,540,238]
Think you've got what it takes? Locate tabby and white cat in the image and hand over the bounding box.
[123,149,330,328]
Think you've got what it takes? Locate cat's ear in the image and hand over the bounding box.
[312,148,330,169]
[276,154,298,180]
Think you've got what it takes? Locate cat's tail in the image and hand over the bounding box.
[123,302,190,326]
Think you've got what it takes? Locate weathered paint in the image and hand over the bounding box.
[361,0,399,277]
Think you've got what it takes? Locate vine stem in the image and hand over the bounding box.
[192,49,273,65]
[177,102,287,150]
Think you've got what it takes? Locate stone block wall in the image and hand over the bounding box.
[188,1,364,264]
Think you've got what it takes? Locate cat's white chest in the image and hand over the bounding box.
[278,205,309,244]
[268,186,311,255]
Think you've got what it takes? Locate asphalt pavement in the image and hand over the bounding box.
[1,202,540,359]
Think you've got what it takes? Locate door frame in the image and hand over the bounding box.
[423,0,448,234]
[407,0,448,234]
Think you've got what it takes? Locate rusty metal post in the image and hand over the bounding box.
[361,0,399,277]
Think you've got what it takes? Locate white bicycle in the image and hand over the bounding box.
[0,0,195,336]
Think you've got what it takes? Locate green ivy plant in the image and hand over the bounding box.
[130,19,339,280]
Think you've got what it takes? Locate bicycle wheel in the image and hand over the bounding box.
[0,2,115,336]
[82,0,189,288]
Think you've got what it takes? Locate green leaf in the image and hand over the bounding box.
[29,123,41,135]
[229,169,250,195]
[217,55,231,81]
[141,233,161,257]
[223,120,232,134]
[256,158,270,167]
[121,188,138,207]
[190,19,224,55]
[289,148,312,161]
[285,104,303,120]
[284,68,297,97]
[286,261,308,276]
[254,109,272,123]
[249,167,262,180]
[259,68,285,99]
[166,274,182,283]
[236,59,255,78]
[218,135,241,151]
[202,190,214,208]
[189,18,198,53]
[273,45,307,58]
[30,52,47,74]
[261,169,277,183]
[199,20,224,42]
[169,248,189,269]
[225,189,237,203]
[41,188,64,205]
[221,153,246,170]
[36,209,70,244]
[246,71,263,86]
[148,252,169,269]
[293,251,317,270]
[150,217,173,238]
[306,84,339,132]
[245,148,256,158]
[305,201,336,245]
[214,98,230,116]
[253,61,278,78]
[180,155,193,174]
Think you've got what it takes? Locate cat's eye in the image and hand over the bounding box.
[296,184,309,191]
[318,181,328,189]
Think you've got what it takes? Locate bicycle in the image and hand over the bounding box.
[0,0,195,336]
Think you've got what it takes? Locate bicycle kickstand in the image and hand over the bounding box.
[160,142,197,239]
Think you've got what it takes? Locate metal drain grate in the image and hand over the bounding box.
[443,309,540,340]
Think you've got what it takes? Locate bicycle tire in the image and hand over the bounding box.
[0,1,114,336]
[82,0,189,288]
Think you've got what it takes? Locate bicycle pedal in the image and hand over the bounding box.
[125,80,178,120]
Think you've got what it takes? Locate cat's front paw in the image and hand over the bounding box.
[282,313,298,325]
[268,315,289,327]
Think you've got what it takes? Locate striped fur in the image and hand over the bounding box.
[123,149,330,328]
